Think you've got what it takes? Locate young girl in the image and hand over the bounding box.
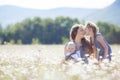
[85,21,112,62]
[64,41,81,62]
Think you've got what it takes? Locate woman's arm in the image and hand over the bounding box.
[97,36,108,58]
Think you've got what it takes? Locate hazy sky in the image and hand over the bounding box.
[0,0,116,9]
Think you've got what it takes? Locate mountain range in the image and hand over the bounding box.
[85,0,120,26]
[0,0,120,28]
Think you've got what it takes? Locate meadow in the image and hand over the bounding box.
[0,44,120,80]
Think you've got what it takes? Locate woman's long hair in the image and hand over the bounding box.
[70,24,93,55]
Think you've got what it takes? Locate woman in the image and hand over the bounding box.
[85,21,112,62]
[64,24,93,64]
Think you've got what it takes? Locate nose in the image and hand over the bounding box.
[85,29,88,34]
[83,30,86,35]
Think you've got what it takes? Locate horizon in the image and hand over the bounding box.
[0,0,116,9]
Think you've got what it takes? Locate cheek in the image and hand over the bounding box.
[78,33,83,37]
[85,29,89,35]
[78,30,83,35]
[78,32,84,37]
[81,31,85,36]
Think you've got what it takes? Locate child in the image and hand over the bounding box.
[64,41,82,62]
[85,21,112,62]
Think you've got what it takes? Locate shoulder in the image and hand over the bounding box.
[96,33,103,39]
[96,33,102,37]
[96,33,104,42]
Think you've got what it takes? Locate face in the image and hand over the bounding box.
[67,44,76,53]
[85,27,91,36]
[77,27,86,38]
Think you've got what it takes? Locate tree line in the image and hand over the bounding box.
[0,16,120,44]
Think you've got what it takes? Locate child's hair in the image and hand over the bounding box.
[81,38,93,55]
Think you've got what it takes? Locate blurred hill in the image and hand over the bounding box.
[85,0,120,26]
[0,0,120,28]
[0,5,97,28]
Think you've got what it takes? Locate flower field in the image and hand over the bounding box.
[0,45,120,80]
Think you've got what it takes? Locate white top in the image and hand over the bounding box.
[71,50,81,60]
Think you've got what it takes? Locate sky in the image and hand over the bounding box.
[0,0,116,9]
